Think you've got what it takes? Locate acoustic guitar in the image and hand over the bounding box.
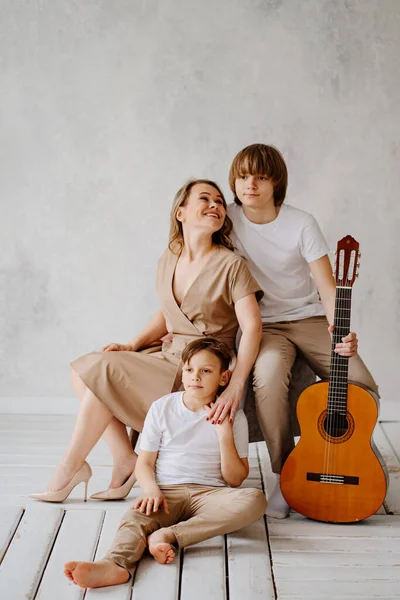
[280,235,388,523]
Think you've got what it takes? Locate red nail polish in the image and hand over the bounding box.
[212,420,215,424]
[217,420,221,424]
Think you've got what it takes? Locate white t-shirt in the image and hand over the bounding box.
[228,203,329,323]
[140,392,249,487]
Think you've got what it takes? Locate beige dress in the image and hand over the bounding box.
[71,247,262,432]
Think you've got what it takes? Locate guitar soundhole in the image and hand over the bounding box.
[323,413,349,438]
[318,410,355,443]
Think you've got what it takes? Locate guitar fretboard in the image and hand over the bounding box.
[328,286,352,415]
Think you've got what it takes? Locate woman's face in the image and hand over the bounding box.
[177,183,226,234]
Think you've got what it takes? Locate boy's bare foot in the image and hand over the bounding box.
[63,559,129,588]
[147,529,176,565]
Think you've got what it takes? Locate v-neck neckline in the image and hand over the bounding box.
[170,247,220,309]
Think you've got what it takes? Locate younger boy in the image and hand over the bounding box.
[64,337,267,589]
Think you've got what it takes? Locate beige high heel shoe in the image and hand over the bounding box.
[29,462,92,503]
[90,471,137,500]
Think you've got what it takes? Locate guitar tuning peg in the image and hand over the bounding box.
[355,273,359,278]
[358,252,362,258]
[357,262,360,267]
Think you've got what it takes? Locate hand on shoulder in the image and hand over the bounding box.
[206,402,234,438]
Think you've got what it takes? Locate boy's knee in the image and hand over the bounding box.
[243,488,268,517]
[253,360,290,395]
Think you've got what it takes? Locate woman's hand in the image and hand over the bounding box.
[329,326,358,357]
[134,486,170,516]
[101,343,134,352]
[206,402,234,438]
[207,383,244,425]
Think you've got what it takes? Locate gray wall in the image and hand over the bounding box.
[1,0,399,409]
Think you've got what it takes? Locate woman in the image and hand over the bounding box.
[30,179,263,502]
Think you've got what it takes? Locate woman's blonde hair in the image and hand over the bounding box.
[168,179,234,254]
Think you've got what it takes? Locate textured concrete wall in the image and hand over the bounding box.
[1,0,399,407]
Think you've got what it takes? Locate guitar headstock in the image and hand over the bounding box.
[334,235,360,287]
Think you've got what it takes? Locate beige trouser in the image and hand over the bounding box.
[104,484,267,575]
[254,316,379,474]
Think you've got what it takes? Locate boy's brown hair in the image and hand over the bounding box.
[181,337,232,372]
[229,143,288,207]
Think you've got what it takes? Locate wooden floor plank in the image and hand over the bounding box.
[270,536,400,554]
[268,513,400,537]
[0,414,76,424]
[0,473,138,496]
[272,550,400,567]
[227,518,275,600]
[270,513,400,598]
[0,505,64,600]
[257,442,276,498]
[0,451,113,467]
[0,495,140,511]
[1,414,400,599]
[276,579,400,598]
[248,443,258,460]
[131,549,180,600]
[0,421,74,431]
[269,516,400,556]
[86,509,133,600]
[0,506,23,563]
[0,445,110,455]
[36,509,105,600]
[0,431,75,440]
[368,424,400,515]
[179,536,226,600]
[383,422,400,459]
[274,565,400,581]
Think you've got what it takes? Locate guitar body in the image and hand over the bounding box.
[280,381,387,523]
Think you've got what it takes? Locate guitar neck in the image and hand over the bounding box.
[328,286,352,414]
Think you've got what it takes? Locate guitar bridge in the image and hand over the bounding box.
[306,472,359,485]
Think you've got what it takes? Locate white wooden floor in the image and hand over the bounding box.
[0,415,399,599]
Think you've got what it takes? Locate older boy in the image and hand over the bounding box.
[64,337,267,588]
[209,143,379,519]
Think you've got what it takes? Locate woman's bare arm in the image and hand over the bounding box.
[208,293,262,423]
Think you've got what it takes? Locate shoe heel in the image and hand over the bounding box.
[84,480,89,502]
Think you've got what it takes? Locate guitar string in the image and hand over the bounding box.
[333,286,346,493]
[325,283,340,480]
[330,288,345,482]
[328,286,351,493]
[325,284,350,489]
[331,287,345,483]
[323,246,357,521]
[340,287,351,489]
[324,285,340,484]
